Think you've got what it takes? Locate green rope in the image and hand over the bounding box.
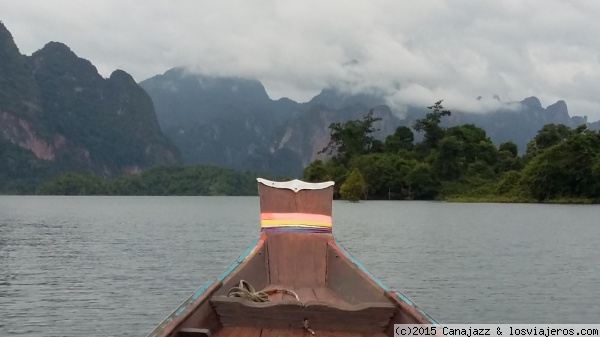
[227,280,271,302]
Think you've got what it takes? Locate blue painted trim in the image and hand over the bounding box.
[334,239,439,325]
[192,281,212,300]
[394,291,440,325]
[171,280,212,316]
[217,236,259,281]
[147,280,213,337]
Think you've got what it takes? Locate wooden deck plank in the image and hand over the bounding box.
[264,286,322,303]
[178,328,213,337]
[263,284,285,301]
[214,325,388,337]
[314,332,363,337]
[293,287,318,302]
[261,328,306,337]
[210,296,394,333]
[215,327,387,337]
[213,327,262,337]
[312,330,387,337]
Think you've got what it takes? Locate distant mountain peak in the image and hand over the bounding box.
[546,100,570,123]
[139,67,291,131]
[0,20,15,43]
[30,41,101,82]
[308,87,385,110]
[37,41,77,58]
[150,67,270,98]
[109,69,136,84]
[0,21,40,118]
[0,21,24,63]
[548,100,567,110]
[520,96,542,109]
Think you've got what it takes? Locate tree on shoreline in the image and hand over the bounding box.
[413,100,452,151]
[318,109,382,165]
[340,168,366,202]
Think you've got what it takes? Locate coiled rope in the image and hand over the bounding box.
[226,280,312,334]
[227,280,300,302]
[227,280,270,302]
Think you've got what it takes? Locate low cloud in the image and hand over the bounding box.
[2,0,600,120]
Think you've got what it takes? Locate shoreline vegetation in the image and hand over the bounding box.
[444,196,596,204]
[301,101,600,204]
[17,100,600,204]
[35,165,285,197]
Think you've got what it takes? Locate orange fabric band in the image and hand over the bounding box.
[260,212,332,224]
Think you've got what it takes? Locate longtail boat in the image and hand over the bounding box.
[147,178,438,337]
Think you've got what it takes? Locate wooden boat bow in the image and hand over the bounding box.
[146,178,440,337]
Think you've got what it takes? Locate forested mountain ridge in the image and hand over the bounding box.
[0,22,180,192]
[139,69,408,175]
[139,67,305,175]
[142,67,597,177]
[2,19,599,195]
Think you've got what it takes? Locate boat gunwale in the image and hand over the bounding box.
[146,234,267,337]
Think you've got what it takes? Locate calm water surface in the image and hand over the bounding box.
[0,196,599,336]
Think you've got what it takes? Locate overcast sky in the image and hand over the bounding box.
[2,0,600,120]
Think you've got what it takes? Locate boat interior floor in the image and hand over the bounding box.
[263,285,348,303]
[204,232,399,336]
[213,326,388,337]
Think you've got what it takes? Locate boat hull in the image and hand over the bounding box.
[147,233,438,337]
[147,178,439,337]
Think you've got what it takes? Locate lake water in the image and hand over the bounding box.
[0,196,599,336]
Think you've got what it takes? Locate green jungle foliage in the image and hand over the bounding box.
[339,168,366,202]
[303,100,600,203]
[37,165,284,196]
[0,26,181,194]
[0,140,56,194]
[4,95,600,202]
[30,44,179,171]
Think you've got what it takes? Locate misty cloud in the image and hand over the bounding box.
[2,0,600,119]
